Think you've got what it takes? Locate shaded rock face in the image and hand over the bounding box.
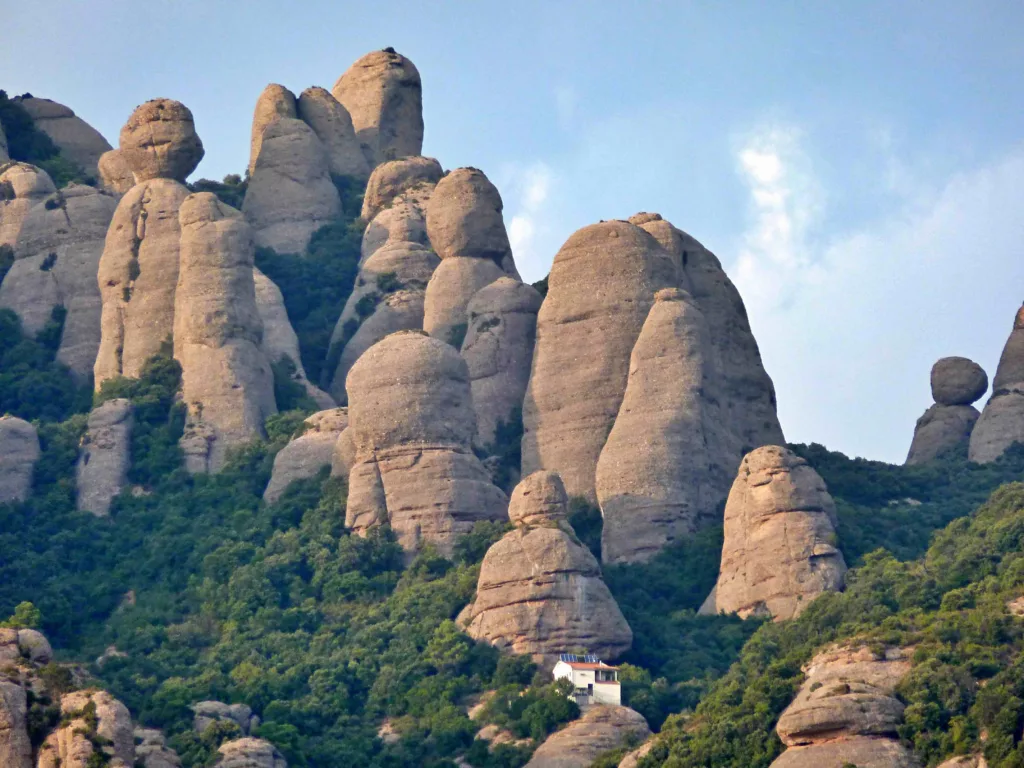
[0,416,39,503]
[524,705,651,768]
[770,646,917,768]
[38,690,135,768]
[0,679,31,768]
[14,97,112,178]
[618,742,654,768]
[296,86,370,180]
[423,255,505,345]
[597,288,713,564]
[332,48,424,166]
[119,99,204,183]
[326,240,439,401]
[0,120,8,162]
[970,305,1024,463]
[135,728,183,768]
[907,404,980,465]
[216,738,287,768]
[702,445,846,621]
[98,149,135,195]
[248,84,297,178]
[0,162,57,247]
[344,331,508,554]
[174,193,276,473]
[95,178,191,386]
[461,277,542,447]
[76,398,134,516]
[253,267,334,409]
[459,471,632,667]
[331,427,356,479]
[521,220,678,500]
[264,408,348,503]
[425,167,519,276]
[0,183,117,381]
[360,199,429,264]
[360,155,443,222]
[932,356,988,406]
[242,118,342,255]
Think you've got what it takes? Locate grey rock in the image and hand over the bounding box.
[119,99,204,183]
[134,728,182,768]
[0,162,57,247]
[98,149,135,195]
[248,84,297,178]
[423,256,505,345]
[215,738,286,768]
[931,356,988,406]
[361,200,429,264]
[971,305,1024,463]
[0,119,8,163]
[193,701,256,736]
[0,416,39,503]
[264,408,348,503]
[360,155,442,223]
[906,404,979,465]
[76,398,134,516]
[297,86,370,180]
[524,706,651,768]
[0,680,31,768]
[16,628,52,663]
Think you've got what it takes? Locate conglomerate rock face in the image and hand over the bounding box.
[119,98,204,184]
[360,155,442,223]
[970,305,1024,463]
[0,415,40,504]
[458,471,632,667]
[0,678,31,768]
[769,645,918,768]
[98,149,135,195]
[263,408,348,503]
[174,193,276,473]
[524,705,651,768]
[332,48,424,167]
[76,398,134,517]
[423,255,505,344]
[701,445,846,621]
[296,86,370,181]
[0,161,57,247]
[344,330,507,555]
[248,84,297,178]
[14,96,113,179]
[215,738,288,768]
[906,356,987,465]
[360,198,430,264]
[931,356,988,406]
[37,690,135,768]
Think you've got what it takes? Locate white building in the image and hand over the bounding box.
[553,654,621,706]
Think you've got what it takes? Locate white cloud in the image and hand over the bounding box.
[501,162,557,282]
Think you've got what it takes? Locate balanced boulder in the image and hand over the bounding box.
[521,220,678,500]
[906,357,987,465]
[296,86,370,180]
[14,96,112,179]
[970,305,1024,463]
[932,356,988,406]
[119,99,204,183]
[597,288,713,564]
[94,178,191,386]
[344,330,507,554]
[0,162,57,247]
[0,416,39,504]
[248,84,297,178]
[332,48,424,166]
[525,706,651,768]
[264,408,348,503]
[242,118,342,255]
[460,276,541,447]
[360,155,442,222]
[458,471,632,667]
[76,398,134,516]
[423,255,505,344]
[701,446,846,621]
[174,193,276,473]
[98,149,134,195]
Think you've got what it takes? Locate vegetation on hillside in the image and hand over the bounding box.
[0,90,94,187]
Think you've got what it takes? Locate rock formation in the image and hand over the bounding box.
[76,398,134,516]
[344,330,508,554]
[37,690,135,768]
[970,305,1024,463]
[0,678,30,768]
[94,178,191,386]
[423,255,506,344]
[325,240,439,401]
[521,220,678,500]
[248,84,297,178]
[215,738,287,768]
[360,199,429,264]
[332,48,424,166]
[524,706,651,768]
[770,645,916,768]
[0,416,39,504]
[135,728,183,768]
[242,118,342,254]
[98,149,135,194]
[174,193,276,473]
[0,119,8,163]
[906,357,987,465]
[193,701,259,736]
[296,86,370,180]
[0,183,117,380]
[253,267,334,408]
[119,99,204,183]
[0,162,57,247]
[460,277,541,446]
[360,155,442,223]
[14,96,112,178]
[701,445,846,621]
[458,471,632,666]
[264,408,348,503]
[331,427,356,479]
[597,288,713,564]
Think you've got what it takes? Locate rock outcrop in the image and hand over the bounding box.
[360,155,442,223]
[970,305,1024,463]
[360,199,429,264]
[38,690,135,768]
[94,178,191,386]
[248,84,297,178]
[0,183,117,380]
[215,738,287,768]
[264,408,348,503]
[193,701,258,736]
[98,149,135,195]
[344,330,508,554]
[0,162,57,247]
[242,118,342,255]
[0,678,30,768]
[119,99,204,183]
[332,48,424,166]
[76,398,134,516]
[459,471,632,666]
[14,97,112,178]
[521,220,678,500]
[174,193,276,473]
[597,288,713,563]
[770,645,916,768]
[423,255,506,344]
[907,357,987,465]
[135,728,183,768]
[0,416,39,504]
[460,277,541,447]
[296,87,370,180]
[524,706,651,768]
[701,446,846,621]
[0,119,8,163]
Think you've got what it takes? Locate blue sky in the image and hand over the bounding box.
[4,1,1024,463]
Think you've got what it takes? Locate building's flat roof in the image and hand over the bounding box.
[562,661,618,670]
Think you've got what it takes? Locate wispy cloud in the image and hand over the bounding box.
[501,162,556,282]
